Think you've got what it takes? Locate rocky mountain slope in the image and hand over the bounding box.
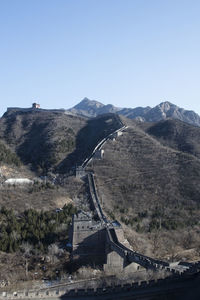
[69,98,200,127]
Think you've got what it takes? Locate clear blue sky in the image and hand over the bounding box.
[0,0,200,116]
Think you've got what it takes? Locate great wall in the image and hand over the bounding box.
[1,114,200,299]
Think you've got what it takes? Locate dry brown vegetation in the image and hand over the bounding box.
[88,119,200,261]
[0,249,71,290]
[0,176,86,212]
[0,110,200,284]
[0,110,87,173]
[0,110,122,174]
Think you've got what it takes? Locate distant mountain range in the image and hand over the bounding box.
[69,98,200,127]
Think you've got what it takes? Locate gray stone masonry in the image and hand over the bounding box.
[70,211,106,265]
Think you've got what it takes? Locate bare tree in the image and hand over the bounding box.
[151,231,161,255]
[48,243,63,263]
[20,242,33,278]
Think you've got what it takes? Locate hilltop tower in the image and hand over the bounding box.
[32,103,40,109]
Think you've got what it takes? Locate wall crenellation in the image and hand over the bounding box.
[0,269,199,299]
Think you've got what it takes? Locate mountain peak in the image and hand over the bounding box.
[69,98,120,117]
[156,101,177,112]
[74,98,104,110]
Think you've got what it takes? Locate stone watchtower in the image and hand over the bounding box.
[70,211,107,266]
[32,103,40,109]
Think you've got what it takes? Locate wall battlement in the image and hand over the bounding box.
[0,271,199,299]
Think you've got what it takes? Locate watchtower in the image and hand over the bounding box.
[70,211,106,265]
[32,103,40,109]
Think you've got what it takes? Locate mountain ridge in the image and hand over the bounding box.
[68,98,200,127]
